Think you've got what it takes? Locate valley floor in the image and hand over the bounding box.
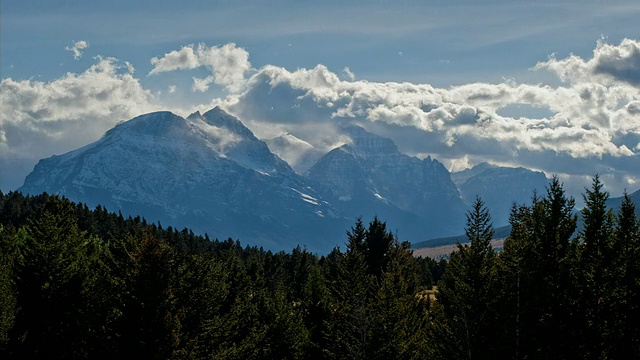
[412,238,505,258]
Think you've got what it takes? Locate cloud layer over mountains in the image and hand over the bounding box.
[2,38,640,200]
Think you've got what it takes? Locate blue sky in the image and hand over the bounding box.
[5,1,637,85]
[2,0,640,202]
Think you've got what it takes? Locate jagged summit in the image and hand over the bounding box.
[187,110,202,120]
[341,125,399,158]
[202,106,256,139]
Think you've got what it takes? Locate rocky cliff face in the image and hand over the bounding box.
[306,125,467,240]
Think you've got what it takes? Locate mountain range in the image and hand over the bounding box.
[19,107,552,252]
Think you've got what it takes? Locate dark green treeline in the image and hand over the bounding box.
[1,175,639,359]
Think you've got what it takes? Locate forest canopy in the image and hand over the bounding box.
[1,175,639,359]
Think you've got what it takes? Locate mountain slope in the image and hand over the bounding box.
[452,163,549,226]
[19,107,349,252]
[607,188,640,216]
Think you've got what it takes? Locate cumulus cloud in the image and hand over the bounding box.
[0,56,158,190]
[149,43,251,93]
[149,46,199,73]
[536,38,640,86]
[226,38,640,198]
[65,40,89,60]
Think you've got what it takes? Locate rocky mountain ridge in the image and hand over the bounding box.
[19,107,552,251]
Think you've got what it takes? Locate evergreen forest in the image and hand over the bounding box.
[1,175,639,359]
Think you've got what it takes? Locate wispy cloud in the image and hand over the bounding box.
[65,40,89,60]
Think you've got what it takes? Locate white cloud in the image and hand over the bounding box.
[3,38,640,199]
[192,75,214,92]
[535,38,640,86]
[149,43,251,93]
[65,40,89,60]
[0,56,158,190]
[149,46,199,74]
[227,38,640,197]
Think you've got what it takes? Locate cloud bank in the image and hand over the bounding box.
[2,38,640,201]
[225,38,640,198]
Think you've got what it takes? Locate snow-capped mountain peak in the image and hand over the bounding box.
[19,107,348,252]
[202,106,256,140]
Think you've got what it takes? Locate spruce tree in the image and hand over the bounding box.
[496,178,577,359]
[364,217,394,278]
[578,175,615,357]
[0,225,17,351]
[436,197,497,359]
[324,240,372,359]
[371,241,431,359]
[608,192,640,358]
[8,196,95,358]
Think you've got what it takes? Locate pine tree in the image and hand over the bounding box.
[370,241,431,359]
[169,253,231,359]
[325,251,372,359]
[116,229,177,359]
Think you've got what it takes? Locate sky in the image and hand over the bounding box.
[2,0,640,205]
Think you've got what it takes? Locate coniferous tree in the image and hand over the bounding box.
[169,253,230,359]
[364,217,394,278]
[609,192,640,358]
[577,175,615,357]
[436,197,497,359]
[8,196,96,358]
[371,240,431,359]
[118,230,177,359]
[0,225,17,351]
[324,221,373,360]
[497,177,577,359]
